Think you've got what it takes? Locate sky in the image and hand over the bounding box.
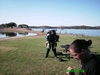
[0,0,100,26]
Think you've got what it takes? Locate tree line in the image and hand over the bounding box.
[0,22,100,29]
[0,22,29,28]
[30,25,100,29]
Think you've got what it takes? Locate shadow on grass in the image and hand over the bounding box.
[57,55,73,62]
[45,55,73,62]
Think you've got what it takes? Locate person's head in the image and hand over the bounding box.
[69,39,92,62]
[51,30,56,35]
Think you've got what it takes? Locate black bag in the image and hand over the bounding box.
[56,52,63,55]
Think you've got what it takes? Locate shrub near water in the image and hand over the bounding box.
[0,35,100,75]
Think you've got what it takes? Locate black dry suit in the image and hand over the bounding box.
[45,31,59,58]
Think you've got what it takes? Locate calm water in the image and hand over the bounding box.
[0,32,37,38]
[32,28,100,36]
[0,29,100,38]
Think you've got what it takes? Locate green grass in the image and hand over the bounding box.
[0,35,100,75]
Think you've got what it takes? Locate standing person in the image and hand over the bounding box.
[66,39,100,75]
[45,30,59,58]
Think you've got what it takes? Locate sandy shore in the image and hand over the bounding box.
[0,28,46,40]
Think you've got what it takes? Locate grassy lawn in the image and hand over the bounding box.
[0,35,100,75]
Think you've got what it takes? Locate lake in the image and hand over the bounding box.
[0,28,100,38]
[32,28,100,36]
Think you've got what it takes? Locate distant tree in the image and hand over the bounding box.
[0,23,8,28]
[7,22,17,28]
[18,24,29,28]
[0,24,5,28]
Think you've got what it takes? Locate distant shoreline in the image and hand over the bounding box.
[29,25,100,29]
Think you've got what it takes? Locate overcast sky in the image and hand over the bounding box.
[0,0,100,26]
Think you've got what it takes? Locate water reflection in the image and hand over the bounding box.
[18,32,28,35]
[6,32,17,37]
[0,32,17,37]
[0,32,36,38]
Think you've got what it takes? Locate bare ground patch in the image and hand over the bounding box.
[0,46,17,52]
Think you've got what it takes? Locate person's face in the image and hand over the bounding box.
[51,31,54,35]
[70,49,85,62]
